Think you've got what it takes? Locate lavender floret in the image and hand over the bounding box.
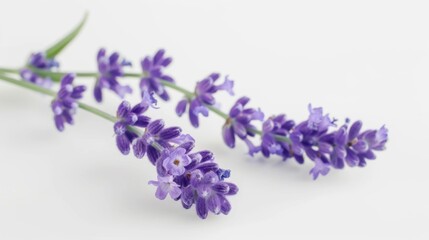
[140,49,174,101]
[176,73,234,128]
[51,73,86,131]
[95,48,132,102]
[20,52,59,88]
[113,100,238,219]
[223,96,264,154]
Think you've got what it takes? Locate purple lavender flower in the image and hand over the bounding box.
[176,73,235,128]
[94,48,132,102]
[261,114,295,159]
[140,49,174,101]
[258,104,388,179]
[110,100,240,219]
[222,97,264,154]
[20,52,59,88]
[51,73,86,131]
[309,158,330,180]
[340,121,389,168]
[161,147,192,176]
[114,101,151,155]
[307,104,335,131]
[181,170,238,219]
[131,120,184,164]
[147,138,238,219]
[148,175,182,200]
[111,99,238,218]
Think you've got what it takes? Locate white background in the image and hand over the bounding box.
[0,0,428,239]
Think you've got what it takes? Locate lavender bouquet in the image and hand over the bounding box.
[0,14,388,219]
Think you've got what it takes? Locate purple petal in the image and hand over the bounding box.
[348,121,362,141]
[131,102,149,115]
[153,49,165,65]
[155,186,168,200]
[116,101,131,118]
[97,48,106,60]
[263,119,274,133]
[219,195,231,215]
[318,142,333,154]
[345,148,359,167]
[244,138,261,156]
[207,194,221,214]
[54,115,65,132]
[309,158,330,180]
[176,99,188,117]
[225,183,239,195]
[217,76,234,96]
[181,186,195,209]
[353,140,369,153]
[236,96,250,106]
[200,93,216,105]
[134,115,151,128]
[189,110,200,128]
[147,119,165,134]
[212,182,230,194]
[169,186,182,199]
[335,127,348,146]
[222,124,235,148]
[196,198,208,219]
[93,84,103,102]
[159,127,182,140]
[60,73,75,86]
[147,146,160,165]
[161,57,172,67]
[141,57,152,71]
[229,104,243,118]
[132,138,147,159]
[232,122,247,139]
[116,134,130,155]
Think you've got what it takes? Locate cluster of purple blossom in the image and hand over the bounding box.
[51,73,86,131]
[94,48,132,102]
[113,100,238,219]
[222,100,388,180]
[20,52,59,88]
[176,73,234,127]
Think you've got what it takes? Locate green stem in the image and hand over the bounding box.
[0,67,291,143]
[0,73,56,97]
[160,80,194,98]
[0,67,20,75]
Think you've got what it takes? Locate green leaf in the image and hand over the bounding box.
[45,12,88,59]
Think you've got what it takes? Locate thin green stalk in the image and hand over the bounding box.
[0,67,20,75]
[160,80,194,98]
[0,67,291,143]
[0,73,56,97]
